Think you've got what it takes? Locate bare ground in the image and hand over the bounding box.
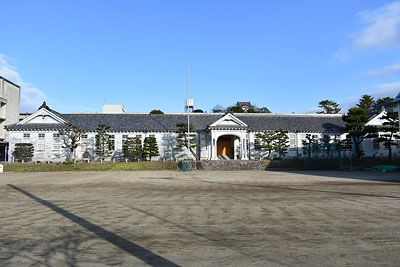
[1,170,400,266]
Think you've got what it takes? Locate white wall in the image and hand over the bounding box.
[9,128,397,162]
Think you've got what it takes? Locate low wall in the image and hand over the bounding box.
[195,158,400,171]
[195,160,304,171]
[196,160,265,171]
[263,160,304,169]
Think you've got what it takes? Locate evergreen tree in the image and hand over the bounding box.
[356,94,375,115]
[373,97,394,113]
[12,143,34,162]
[342,108,378,158]
[258,107,271,113]
[340,135,353,157]
[59,122,84,161]
[227,106,246,113]
[95,124,112,161]
[175,122,198,159]
[274,129,289,158]
[255,131,276,159]
[123,137,142,161]
[143,136,159,160]
[376,111,400,159]
[150,109,164,114]
[302,134,315,158]
[212,104,224,113]
[317,100,341,114]
[301,134,319,158]
[321,135,333,158]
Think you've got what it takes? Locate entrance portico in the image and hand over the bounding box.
[208,113,249,160]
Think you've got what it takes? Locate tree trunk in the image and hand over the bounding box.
[189,147,197,160]
[353,137,362,158]
[388,132,393,160]
[69,149,73,161]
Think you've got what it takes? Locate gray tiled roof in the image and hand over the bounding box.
[6,113,345,133]
[235,114,345,132]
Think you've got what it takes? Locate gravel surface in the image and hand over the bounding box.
[1,170,400,266]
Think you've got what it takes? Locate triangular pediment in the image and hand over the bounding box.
[18,108,67,125]
[210,113,248,128]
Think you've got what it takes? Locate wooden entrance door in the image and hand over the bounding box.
[217,137,233,159]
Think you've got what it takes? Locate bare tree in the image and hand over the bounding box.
[59,122,84,161]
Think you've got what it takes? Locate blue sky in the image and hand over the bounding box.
[1,0,400,113]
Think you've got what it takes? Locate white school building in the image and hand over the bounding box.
[5,100,400,162]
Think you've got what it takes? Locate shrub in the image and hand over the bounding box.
[12,143,34,162]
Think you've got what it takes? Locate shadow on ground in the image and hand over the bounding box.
[7,184,179,267]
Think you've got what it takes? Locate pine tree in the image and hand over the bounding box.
[376,111,400,159]
[302,134,314,158]
[255,131,276,159]
[12,143,34,162]
[274,129,289,158]
[143,136,159,160]
[373,97,394,113]
[342,108,378,158]
[317,100,341,114]
[95,124,112,161]
[123,137,142,161]
[175,122,198,159]
[356,94,375,115]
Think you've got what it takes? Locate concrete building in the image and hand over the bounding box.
[0,76,20,161]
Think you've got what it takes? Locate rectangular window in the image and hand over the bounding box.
[37,144,45,151]
[289,134,296,149]
[23,133,30,139]
[254,138,260,148]
[53,133,60,138]
[122,135,128,145]
[81,134,88,139]
[38,133,45,139]
[53,144,60,150]
[136,135,142,139]
[110,135,115,150]
[149,134,155,138]
[81,143,87,151]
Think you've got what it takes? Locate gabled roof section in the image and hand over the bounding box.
[209,113,248,128]
[365,110,393,127]
[17,107,67,125]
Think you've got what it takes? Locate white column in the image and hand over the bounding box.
[211,132,218,160]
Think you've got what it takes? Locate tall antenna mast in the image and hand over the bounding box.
[185,59,194,158]
[187,59,190,99]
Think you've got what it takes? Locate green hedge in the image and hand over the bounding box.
[4,161,178,172]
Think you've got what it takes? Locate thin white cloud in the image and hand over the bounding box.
[369,81,400,97]
[361,62,400,76]
[0,54,47,112]
[352,1,400,50]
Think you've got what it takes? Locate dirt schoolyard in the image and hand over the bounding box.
[1,170,400,266]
